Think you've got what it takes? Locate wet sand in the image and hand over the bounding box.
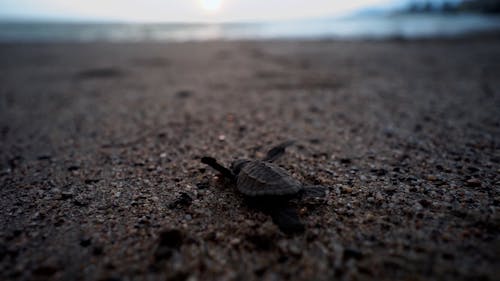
[1,36,500,280]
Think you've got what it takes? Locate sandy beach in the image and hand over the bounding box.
[1,36,499,280]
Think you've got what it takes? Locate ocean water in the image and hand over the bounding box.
[0,14,499,42]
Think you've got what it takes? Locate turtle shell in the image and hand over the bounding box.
[236,160,302,196]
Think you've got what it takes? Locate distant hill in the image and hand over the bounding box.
[400,0,500,14]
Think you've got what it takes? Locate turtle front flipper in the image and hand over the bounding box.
[201,157,236,181]
[262,140,295,162]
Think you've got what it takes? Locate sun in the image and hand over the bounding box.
[201,0,222,12]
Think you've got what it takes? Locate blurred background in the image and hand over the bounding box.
[1,1,500,281]
[0,0,499,42]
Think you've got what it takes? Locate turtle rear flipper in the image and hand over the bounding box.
[300,185,327,199]
[298,185,328,206]
[262,141,295,162]
[269,207,305,234]
[245,197,304,234]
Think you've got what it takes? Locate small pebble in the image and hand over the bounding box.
[67,165,80,171]
[427,175,438,181]
[80,237,92,247]
[60,190,74,200]
[230,238,241,245]
[466,178,481,187]
[342,186,353,193]
[168,192,193,209]
[343,248,363,260]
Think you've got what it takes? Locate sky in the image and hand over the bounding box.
[0,0,409,22]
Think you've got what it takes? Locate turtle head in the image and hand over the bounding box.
[230,159,250,175]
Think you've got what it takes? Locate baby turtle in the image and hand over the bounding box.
[201,141,327,233]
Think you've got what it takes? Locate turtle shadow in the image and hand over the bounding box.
[211,178,326,235]
[244,195,305,234]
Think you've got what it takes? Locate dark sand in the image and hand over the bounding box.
[1,36,500,280]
